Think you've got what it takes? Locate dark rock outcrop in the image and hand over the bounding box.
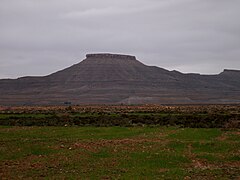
[0,53,240,105]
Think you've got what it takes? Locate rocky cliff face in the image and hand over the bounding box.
[0,53,240,105]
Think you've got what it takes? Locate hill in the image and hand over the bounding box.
[0,53,240,105]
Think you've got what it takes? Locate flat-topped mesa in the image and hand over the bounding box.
[86,53,136,60]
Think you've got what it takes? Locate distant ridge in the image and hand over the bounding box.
[0,53,240,105]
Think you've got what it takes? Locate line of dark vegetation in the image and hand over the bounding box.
[0,105,239,128]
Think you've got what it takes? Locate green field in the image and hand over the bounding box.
[0,126,239,179]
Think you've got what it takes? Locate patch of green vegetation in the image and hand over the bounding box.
[0,126,239,179]
[227,155,240,161]
[169,128,222,141]
[0,126,155,141]
[119,151,189,179]
[161,168,188,180]
[192,141,233,153]
[124,151,190,168]
[168,141,187,153]
[196,153,223,162]
[0,141,57,160]
[92,149,111,159]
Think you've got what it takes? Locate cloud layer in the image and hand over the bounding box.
[0,0,240,78]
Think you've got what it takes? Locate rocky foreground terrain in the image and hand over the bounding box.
[0,53,240,105]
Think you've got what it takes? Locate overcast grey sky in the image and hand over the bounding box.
[0,0,240,78]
